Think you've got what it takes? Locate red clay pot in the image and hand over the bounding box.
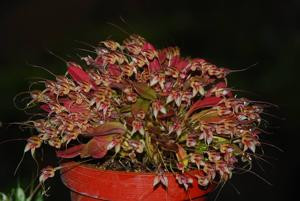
[61,162,213,201]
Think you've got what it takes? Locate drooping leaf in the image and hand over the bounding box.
[186,96,222,118]
[80,137,109,159]
[56,144,84,158]
[85,122,126,137]
[132,98,150,118]
[131,82,157,100]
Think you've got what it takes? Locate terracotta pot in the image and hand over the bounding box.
[61,162,213,201]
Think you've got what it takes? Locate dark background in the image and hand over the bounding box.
[0,0,299,200]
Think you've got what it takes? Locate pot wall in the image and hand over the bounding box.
[61,162,212,201]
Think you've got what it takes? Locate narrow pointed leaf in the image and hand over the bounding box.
[190,109,219,122]
[144,133,159,164]
[186,96,222,118]
[176,144,188,168]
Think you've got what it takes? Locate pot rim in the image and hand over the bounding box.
[60,161,205,177]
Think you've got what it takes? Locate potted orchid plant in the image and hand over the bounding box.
[19,34,267,201]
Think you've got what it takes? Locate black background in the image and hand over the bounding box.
[0,0,299,200]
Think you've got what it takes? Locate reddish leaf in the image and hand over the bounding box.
[205,115,236,123]
[95,56,104,67]
[85,122,126,137]
[175,59,189,71]
[158,51,167,63]
[170,55,180,67]
[215,82,227,88]
[158,108,175,119]
[190,109,219,122]
[67,62,92,84]
[40,104,51,112]
[192,58,206,64]
[56,144,84,158]
[107,64,122,76]
[148,59,161,73]
[142,42,156,51]
[186,96,223,118]
[81,136,114,158]
[176,144,188,168]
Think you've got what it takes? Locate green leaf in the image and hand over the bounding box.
[0,192,8,201]
[195,142,209,154]
[212,136,229,144]
[33,192,43,201]
[131,82,157,100]
[119,105,131,113]
[15,187,25,201]
[212,136,242,155]
[132,98,150,117]
[144,133,159,165]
